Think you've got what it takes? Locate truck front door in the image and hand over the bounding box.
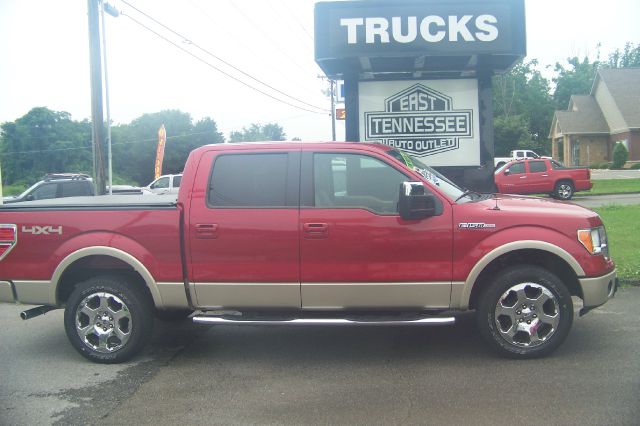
[299,150,453,310]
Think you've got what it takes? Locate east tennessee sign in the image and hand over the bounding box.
[359,80,480,166]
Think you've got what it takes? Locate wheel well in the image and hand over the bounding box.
[555,179,574,188]
[468,249,582,310]
[56,255,151,304]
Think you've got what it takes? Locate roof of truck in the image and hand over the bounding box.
[196,141,394,152]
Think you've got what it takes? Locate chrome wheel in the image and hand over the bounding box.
[494,283,559,348]
[75,292,132,353]
[555,182,573,199]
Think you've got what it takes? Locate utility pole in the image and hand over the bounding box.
[318,75,337,141]
[330,79,336,141]
[87,0,107,195]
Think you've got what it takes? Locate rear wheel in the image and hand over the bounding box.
[554,180,574,200]
[476,265,573,358]
[64,275,154,363]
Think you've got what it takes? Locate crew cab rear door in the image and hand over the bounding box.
[299,149,453,310]
[187,148,301,309]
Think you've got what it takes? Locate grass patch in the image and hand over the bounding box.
[582,179,640,195]
[594,204,640,282]
[2,184,27,197]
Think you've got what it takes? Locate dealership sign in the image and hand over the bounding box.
[359,80,480,166]
[315,1,525,68]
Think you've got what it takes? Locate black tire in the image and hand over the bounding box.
[155,308,193,322]
[64,275,154,364]
[554,180,574,200]
[476,265,573,359]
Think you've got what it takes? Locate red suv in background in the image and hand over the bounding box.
[494,158,592,200]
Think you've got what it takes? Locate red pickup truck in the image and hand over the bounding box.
[494,158,592,200]
[0,142,616,363]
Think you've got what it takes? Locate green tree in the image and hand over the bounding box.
[492,60,554,155]
[612,143,628,169]
[606,42,640,68]
[112,110,223,185]
[552,56,600,109]
[0,107,91,185]
[493,115,533,156]
[229,123,286,142]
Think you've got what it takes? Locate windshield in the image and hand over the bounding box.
[387,149,465,201]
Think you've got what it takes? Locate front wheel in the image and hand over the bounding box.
[64,275,154,363]
[476,265,573,359]
[554,180,574,200]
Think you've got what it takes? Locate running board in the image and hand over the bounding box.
[192,316,455,326]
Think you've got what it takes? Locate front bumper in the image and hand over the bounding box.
[578,269,617,316]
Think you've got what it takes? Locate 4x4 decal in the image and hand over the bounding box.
[22,225,63,236]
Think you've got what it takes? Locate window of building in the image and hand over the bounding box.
[313,153,407,214]
[208,153,288,207]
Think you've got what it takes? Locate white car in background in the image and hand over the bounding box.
[142,173,182,195]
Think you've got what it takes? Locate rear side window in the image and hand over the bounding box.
[173,176,182,188]
[529,161,547,173]
[62,181,92,197]
[208,153,288,207]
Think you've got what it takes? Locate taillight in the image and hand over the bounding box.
[0,224,17,261]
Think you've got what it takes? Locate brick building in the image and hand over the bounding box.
[549,68,640,166]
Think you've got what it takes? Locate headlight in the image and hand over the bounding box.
[577,226,609,259]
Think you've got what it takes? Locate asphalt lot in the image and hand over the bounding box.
[1,288,639,426]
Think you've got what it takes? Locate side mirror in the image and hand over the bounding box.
[503,169,510,175]
[398,182,437,220]
[26,194,35,201]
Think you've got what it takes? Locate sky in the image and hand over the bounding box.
[1,0,639,142]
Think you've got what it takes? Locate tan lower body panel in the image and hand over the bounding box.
[0,281,16,303]
[156,282,190,308]
[13,281,54,305]
[194,283,301,309]
[301,282,451,310]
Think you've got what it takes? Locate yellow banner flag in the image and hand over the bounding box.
[154,124,167,180]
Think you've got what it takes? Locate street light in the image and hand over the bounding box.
[100,1,119,195]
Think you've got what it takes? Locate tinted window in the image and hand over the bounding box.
[173,175,182,188]
[529,161,547,173]
[551,160,564,170]
[209,153,288,207]
[31,183,58,200]
[508,163,526,174]
[62,181,92,197]
[314,153,407,214]
[151,177,169,189]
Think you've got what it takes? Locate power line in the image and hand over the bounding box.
[277,0,314,43]
[225,0,315,77]
[120,0,328,114]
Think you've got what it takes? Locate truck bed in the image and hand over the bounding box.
[0,194,178,210]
